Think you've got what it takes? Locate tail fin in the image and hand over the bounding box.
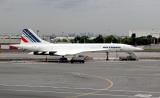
[21,29,43,44]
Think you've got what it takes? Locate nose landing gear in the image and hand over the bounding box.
[106,51,109,61]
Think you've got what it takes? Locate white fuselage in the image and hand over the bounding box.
[12,29,143,56]
[15,43,143,55]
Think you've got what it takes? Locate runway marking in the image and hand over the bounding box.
[70,72,113,90]
[0,89,146,98]
[0,89,148,98]
[1,84,160,94]
[0,88,160,98]
[0,84,108,91]
[107,89,160,94]
[65,74,113,98]
[134,94,152,97]
[0,89,74,94]
[82,93,158,98]
[1,89,158,98]
[0,72,113,98]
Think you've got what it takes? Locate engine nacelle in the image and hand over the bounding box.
[49,52,55,56]
[33,51,46,55]
[33,51,56,56]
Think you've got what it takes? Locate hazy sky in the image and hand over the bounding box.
[0,0,160,35]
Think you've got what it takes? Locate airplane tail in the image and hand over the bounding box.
[21,29,47,44]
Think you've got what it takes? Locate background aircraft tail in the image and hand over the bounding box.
[21,29,48,44]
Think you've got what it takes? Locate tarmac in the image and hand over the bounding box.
[0,59,160,98]
[0,52,160,61]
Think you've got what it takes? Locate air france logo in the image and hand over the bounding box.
[22,29,41,43]
[103,46,121,48]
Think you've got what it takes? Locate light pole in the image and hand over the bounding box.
[36,30,39,36]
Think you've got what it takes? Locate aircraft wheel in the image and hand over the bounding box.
[59,56,68,63]
[80,60,85,63]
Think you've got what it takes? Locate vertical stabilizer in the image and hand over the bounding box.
[20,29,43,44]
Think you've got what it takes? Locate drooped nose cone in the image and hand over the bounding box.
[126,45,144,51]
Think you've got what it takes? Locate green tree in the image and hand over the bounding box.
[93,35,104,43]
[80,36,89,43]
[73,36,81,43]
[136,37,149,45]
[121,37,132,44]
[104,35,119,43]
[147,35,152,44]
[131,33,136,45]
[158,37,160,43]
[62,39,68,42]
[73,36,90,43]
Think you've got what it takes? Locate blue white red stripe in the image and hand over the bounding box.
[24,29,41,42]
[21,29,41,43]
[23,30,36,42]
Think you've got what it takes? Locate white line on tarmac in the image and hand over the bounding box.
[86,93,158,98]
[0,89,136,98]
[2,81,160,97]
[0,89,158,98]
[0,83,114,91]
[108,89,160,94]
[0,84,104,91]
[0,87,159,98]
[0,89,75,94]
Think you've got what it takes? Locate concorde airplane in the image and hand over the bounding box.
[11,29,143,62]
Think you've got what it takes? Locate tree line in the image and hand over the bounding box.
[56,34,160,45]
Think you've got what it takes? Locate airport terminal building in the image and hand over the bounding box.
[0,35,20,49]
[0,34,74,50]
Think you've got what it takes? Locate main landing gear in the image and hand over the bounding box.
[59,56,68,63]
[70,55,85,64]
[59,55,85,63]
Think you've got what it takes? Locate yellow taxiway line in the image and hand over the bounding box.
[66,74,113,98]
